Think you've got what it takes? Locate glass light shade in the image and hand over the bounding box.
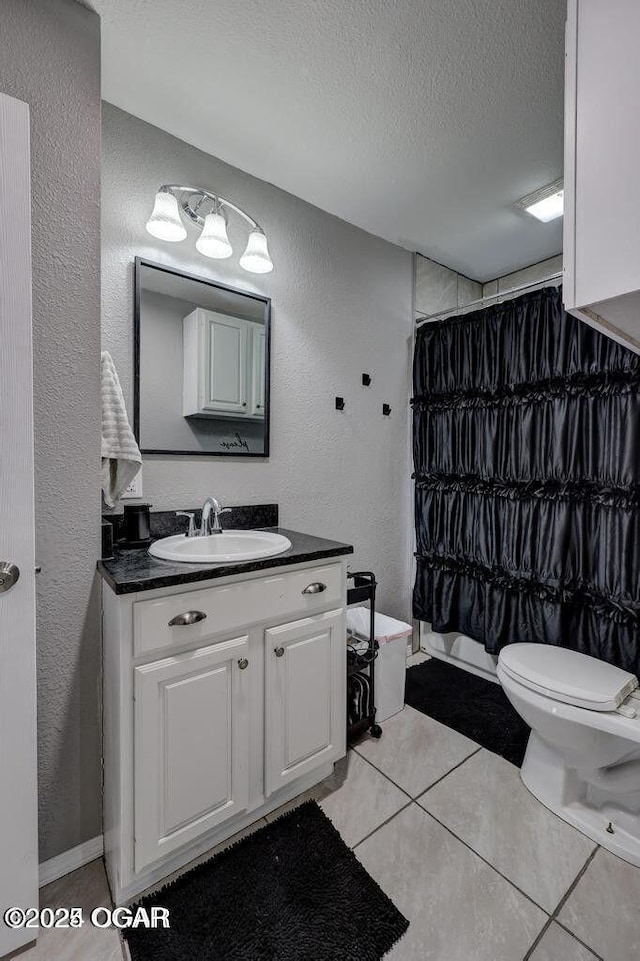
[239,229,273,273]
[195,212,233,259]
[145,191,187,241]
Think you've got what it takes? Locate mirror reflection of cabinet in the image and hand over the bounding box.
[135,258,270,457]
[183,308,265,421]
[250,324,266,417]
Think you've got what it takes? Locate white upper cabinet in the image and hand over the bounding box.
[563,0,640,351]
[182,308,266,419]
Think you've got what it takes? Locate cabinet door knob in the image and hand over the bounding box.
[238,657,249,670]
[301,582,327,595]
[274,646,285,658]
[168,610,207,627]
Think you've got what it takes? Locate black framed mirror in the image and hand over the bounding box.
[134,258,271,457]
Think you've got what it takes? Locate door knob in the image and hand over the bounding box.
[274,646,285,658]
[238,658,249,670]
[0,562,20,594]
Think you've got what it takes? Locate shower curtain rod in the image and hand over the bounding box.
[415,270,564,326]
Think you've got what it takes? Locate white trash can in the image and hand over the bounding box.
[347,608,413,722]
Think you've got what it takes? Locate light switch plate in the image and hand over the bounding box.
[121,469,143,499]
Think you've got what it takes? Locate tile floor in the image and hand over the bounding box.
[22,655,640,960]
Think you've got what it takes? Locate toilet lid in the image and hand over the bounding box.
[498,643,639,711]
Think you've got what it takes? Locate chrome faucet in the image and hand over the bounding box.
[200,496,231,536]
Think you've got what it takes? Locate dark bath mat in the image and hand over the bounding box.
[405,658,530,766]
[123,801,409,961]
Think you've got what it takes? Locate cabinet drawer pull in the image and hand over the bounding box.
[274,646,285,658]
[238,657,249,670]
[168,611,207,627]
[301,582,327,595]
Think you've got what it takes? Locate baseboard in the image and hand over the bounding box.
[39,835,104,887]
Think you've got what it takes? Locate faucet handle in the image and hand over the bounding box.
[210,506,232,534]
[176,511,197,537]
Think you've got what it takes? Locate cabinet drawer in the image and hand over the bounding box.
[133,563,344,657]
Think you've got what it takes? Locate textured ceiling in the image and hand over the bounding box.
[92,0,565,281]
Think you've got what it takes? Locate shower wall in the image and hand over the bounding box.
[414,255,482,320]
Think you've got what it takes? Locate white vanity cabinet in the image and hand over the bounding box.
[182,308,266,419]
[102,557,347,903]
[563,0,640,351]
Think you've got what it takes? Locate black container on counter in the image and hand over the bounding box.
[101,520,114,560]
[119,503,152,549]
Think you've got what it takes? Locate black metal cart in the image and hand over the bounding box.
[346,571,383,742]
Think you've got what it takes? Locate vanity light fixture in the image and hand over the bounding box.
[514,179,564,223]
[196,208,232,260]
[145,185,273,273]
[146,191,187,242]
[239,228,273,274]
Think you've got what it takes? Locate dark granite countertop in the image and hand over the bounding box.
[98,528,353,595]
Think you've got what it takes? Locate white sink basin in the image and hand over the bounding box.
[148,530,292,564]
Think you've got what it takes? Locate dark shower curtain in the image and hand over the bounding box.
[412,285,640,675]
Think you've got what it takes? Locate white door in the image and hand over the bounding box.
[0,93,39,957]
[249,324,266,418]
[203,312,248,415]
[134,635,251,872]
[265,610,346,796]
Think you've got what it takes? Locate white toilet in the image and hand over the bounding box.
[497,642,640,866]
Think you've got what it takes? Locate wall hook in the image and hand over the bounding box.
[335,396,345,411]
[362,373,372,387]
[382,403,391,416]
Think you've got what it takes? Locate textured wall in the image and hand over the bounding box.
[102,104,414,620]
[0,0,102,860]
